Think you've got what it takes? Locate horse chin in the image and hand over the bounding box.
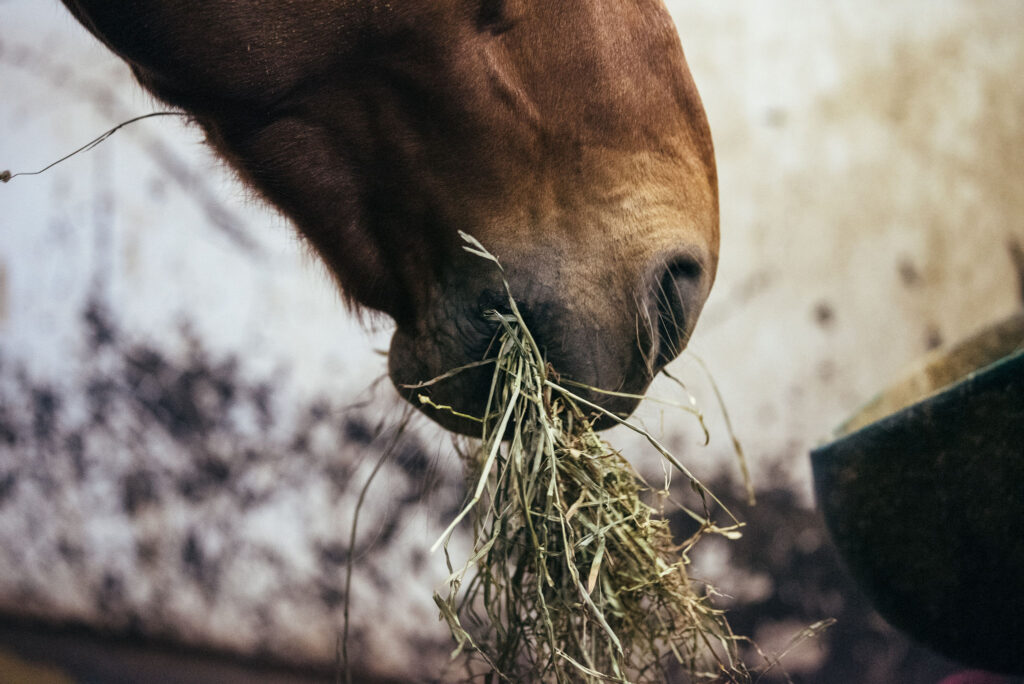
[387,325,497,436]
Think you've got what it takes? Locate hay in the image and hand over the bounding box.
[428,234,753,683]
[0,112,185,184]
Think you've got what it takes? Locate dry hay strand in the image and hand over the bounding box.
[428,234,753,684]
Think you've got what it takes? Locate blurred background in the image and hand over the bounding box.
[1,1,1022,682]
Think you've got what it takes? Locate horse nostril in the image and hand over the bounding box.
[651,257,706,369]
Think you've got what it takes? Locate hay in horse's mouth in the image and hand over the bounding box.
[428,233,753,683]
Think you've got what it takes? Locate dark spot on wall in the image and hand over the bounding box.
[318,542,349,568]
[249,383,274,433]
[136,540,159,566]
[898,258,922,287]
[367,569,392,593]
[393,442,430,479]
[123,470,159,515]
[399,469,443,508]
[308,400,330,423]
[440,501,465,526]
[925,325,944,350]
[178,455,232,503]
[65,432,87,481]
[57,537,85,564]
[32,386,60,443]
[0,472,18,505]
[0,405,18,447]
[1009,238,1024,305]
[410,549,426,573]
[181,531,219,597]
[85,378,118,427]
[344,417,375,445]
[813,301,835,328]
[182,533,202,570]
[237,483,272,510]
[319,583,345,609]
[83,299,117,350]
[326,462,353,494]
[373,519,399,548]
[318,516,404,568]
[95,572,125,614]
[203,455,231,483]
[290,431,309,453]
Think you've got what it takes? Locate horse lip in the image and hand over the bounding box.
[401,361,647,437]
[389,314,651,436]
[388,310,501,436]
[389,277,659,435]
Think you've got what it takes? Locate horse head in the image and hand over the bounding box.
[60,0,718,433]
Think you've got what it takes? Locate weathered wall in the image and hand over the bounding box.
[0,5,465,680]
[635,0,1024,492]
[1,1,1022,682]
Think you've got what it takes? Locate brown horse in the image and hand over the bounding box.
[60,0,718,434]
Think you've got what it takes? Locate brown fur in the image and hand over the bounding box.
[60,0,719,432]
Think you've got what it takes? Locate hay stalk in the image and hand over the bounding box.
[430,234,752,683]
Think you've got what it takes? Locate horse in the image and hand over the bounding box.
[59,0,718,434]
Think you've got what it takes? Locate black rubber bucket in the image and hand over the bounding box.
[811,312,1024,675]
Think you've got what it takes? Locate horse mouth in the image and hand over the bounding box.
[387,311,651,437]
[393,359,647,437]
